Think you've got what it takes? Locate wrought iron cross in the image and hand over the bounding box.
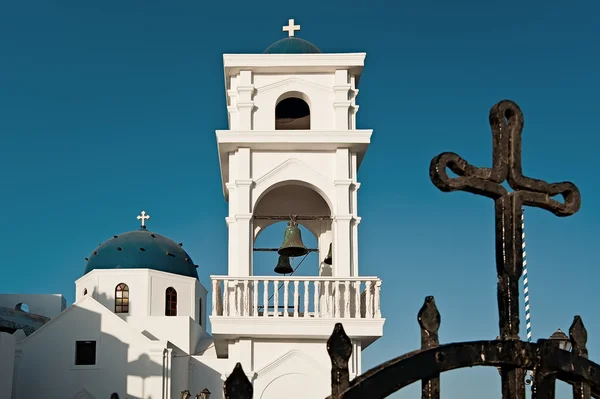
[429,100,580,398]
[137,210,150,227]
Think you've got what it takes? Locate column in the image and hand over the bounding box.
[237,70,254,130]
[334,149,352,277]
[333,69,351,130]
[227,148,253,277]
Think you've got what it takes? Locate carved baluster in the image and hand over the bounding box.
[375,280,382,318]
[334,280,341,318]
[234,280,240,316]
[263,280,269,317]
[344,281,350,318]
[253,280,258,317]
[314,280,320,318]
[273,281,279,318]
[354,281,361,318]
[223,280,229,317]
[366,281,373,318]
[324,280,331,318]
[294,280,299,317]
[283,280,289,318]
[419,296,441,399]
[303,280,309,317]
[328,323,352,398]
[243,280,249,316]
[223,363,253,399]
[212,279,218,316]
[570,316,590,399]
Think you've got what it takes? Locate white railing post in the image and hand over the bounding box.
[354,281,361,318]
[283,281,289,318]
[273,281,279,318]
[375,280,382,319]
[234,280,240,317]
[314,281,320,317]
[223,280,229,317]
[344,280,350,318]
[334,281,340,318]
[366,280,373,318]
[211,279,218,316]
[263,280,269,317]
[253,280,258,317]
[293,281,299,317]
[303,280,309,317]
[324,281,330,317]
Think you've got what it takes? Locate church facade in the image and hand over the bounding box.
[0,20,384,399]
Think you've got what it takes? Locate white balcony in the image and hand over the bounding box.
[209,276,385,345]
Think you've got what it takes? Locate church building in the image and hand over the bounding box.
[0,19,384,399]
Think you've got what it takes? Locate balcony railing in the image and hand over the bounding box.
[211,276,382,319]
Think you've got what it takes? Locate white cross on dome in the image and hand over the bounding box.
[282,19,300,37]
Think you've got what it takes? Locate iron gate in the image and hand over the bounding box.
[220,100,600,399]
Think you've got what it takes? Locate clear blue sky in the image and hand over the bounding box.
[1,1,598,397]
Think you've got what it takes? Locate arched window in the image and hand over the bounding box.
[83,288,88,296]
[275,95,310,130]
[165,287,177,316]
[115,283,129,313]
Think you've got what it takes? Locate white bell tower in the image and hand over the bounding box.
[210,20,383,398]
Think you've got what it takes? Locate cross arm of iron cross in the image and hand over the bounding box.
[429,100,580,217]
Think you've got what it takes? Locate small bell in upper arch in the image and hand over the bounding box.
[323,243,332,265]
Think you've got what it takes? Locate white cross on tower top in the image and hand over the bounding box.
[282,18,300,37]
[137,210,150,228]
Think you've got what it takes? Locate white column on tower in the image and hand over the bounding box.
[333,148,353,277]
[227,148,253,276]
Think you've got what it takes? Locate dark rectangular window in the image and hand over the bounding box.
[75,341,96,365]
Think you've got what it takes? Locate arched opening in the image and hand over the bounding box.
[165,287,177,316]
[275,92,310,130]
[15,303,29,313]
[83,288,88,296]
[251,182,333,317]
[115,283,129,313]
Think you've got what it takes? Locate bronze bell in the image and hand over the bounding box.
[274,255,293,274]
[277,222,308,257]
[324,243,332,265]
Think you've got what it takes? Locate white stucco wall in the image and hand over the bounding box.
[75,269,207,322]
[14,297,169,399]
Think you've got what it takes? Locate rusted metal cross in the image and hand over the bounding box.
[429,99,581,399]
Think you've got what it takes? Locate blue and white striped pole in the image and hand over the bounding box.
[522,211,533,383]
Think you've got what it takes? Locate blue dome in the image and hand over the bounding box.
[264,37,321,54]
[84,228,198,279]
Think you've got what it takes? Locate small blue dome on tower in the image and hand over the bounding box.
[84,212,198,279]
[264,37,321,54]
[264,18,321,54]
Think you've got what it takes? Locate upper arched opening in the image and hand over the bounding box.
[275,91,310,130]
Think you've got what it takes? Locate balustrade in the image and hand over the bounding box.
[210,276,382,319]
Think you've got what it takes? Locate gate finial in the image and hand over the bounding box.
[223,363,253,399]
[328,323,352,397]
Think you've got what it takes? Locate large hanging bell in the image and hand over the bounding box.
[323,243,332,265]
[277,222,308,257]
[274,255,293,274]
